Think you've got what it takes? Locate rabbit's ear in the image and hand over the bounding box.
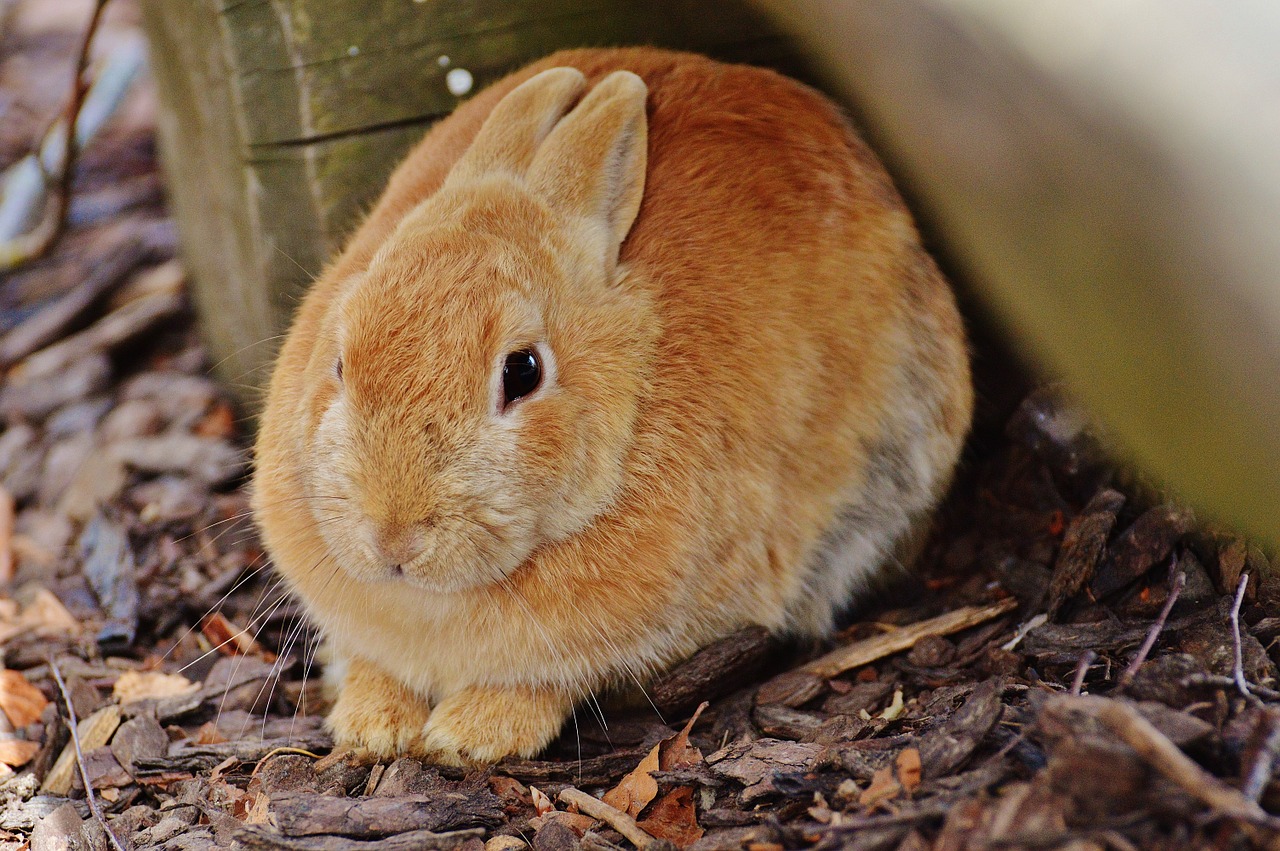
[528,71,648,270]
[447,67,587,183]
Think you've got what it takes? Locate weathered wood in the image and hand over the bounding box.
[140,0,802,402]
[752,0,1280,545]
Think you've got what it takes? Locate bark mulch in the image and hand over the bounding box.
[2,5,1278,851]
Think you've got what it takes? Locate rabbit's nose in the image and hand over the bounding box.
[373,525,428,570]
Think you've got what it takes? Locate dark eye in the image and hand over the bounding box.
[502,349,541,409]
[335,357,344,382]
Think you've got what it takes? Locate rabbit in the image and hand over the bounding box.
[252,47,972,766]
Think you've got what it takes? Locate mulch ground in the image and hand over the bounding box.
[2,5,1279,851]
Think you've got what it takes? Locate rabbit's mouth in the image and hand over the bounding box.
[318,503,537,594]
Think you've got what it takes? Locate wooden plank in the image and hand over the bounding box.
[142,0,805,403]
[221,1,799,146]
[140,0,282,393]
[753,0,1280,544]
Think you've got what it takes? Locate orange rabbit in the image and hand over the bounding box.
[253,48,971,765]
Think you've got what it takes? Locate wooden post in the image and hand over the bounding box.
[140,0,803,398]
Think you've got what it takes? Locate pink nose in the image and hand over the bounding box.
[373,526,426,568]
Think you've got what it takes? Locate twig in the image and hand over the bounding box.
[1070,650,1096,696]
[1181,674,1280,703]
[0,0,109,270]
[1242,709,1280,803]
[559,787,668,851]
[1231,573,1256,703]
[0,485,14,586]
[1072,696,1277,828]
[1118,567,1185,688]
[48,657,127,851]
[799,598,1018,679]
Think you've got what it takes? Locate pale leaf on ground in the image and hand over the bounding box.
[112,669,197,704]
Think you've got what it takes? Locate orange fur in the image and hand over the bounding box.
[253,49,972,765]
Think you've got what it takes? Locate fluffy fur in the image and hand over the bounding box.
[252,48,972,765]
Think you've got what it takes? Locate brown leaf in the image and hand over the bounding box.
[604,702,709,819]
[195,401,236,439]
[0,669,49,727]
[0,738,40,767]
[896,748,922,793]
[112,669,197,705]
[602,740,660,817]
[858,766,901,807]
[637,786,704,848]
[201,612,276,660]
[195,720,229,745]
[658,702,708,771]
[530,784,556,817]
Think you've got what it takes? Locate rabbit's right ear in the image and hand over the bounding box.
[446,67,587,184]
[527,71,648,275]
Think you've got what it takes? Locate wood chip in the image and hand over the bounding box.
[16,291,185,380]
[41,704,122,795]
[266,790,505,838]
[1048,488,1124,614]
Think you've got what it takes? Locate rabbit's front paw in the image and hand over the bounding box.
[417,684,571,766]
[326,657,432,759]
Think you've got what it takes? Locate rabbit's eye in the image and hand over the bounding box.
[502,349,541,409]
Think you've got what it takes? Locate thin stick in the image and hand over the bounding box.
[1181,674,1280,703]
[799,598,1018,679]
[1242,709,1280,803]
[1231,573,1255,702]
[0,485,14,585]
[1070,650,1096,696]
[48,658,127,851]
[0,0,109,269]
[1080,696,1276,828]
[1118,568,1185,688]
[559,787,665,851]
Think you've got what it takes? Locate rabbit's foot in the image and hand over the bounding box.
[326,657,432,759]
[418,684,571,766]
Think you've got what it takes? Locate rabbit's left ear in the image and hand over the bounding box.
[446,67,587,185]
[528,71,648,272]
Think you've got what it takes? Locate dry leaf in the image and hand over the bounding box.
[201,612,275,660]
[0,669,49,727]
[530,784,555,816]
[604,701,709,819]
[195,401,236,439]
[112,670,197,704]
[637,786,704,848]
[0,738,40,767]
[99,787,121,803]
[195,721,228,745]
[603,739,661,817]
[530,811,597,836]
[896,748,922,793]
[0,589,80,644]
[658,702,708,771]
[858,766,901,807]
